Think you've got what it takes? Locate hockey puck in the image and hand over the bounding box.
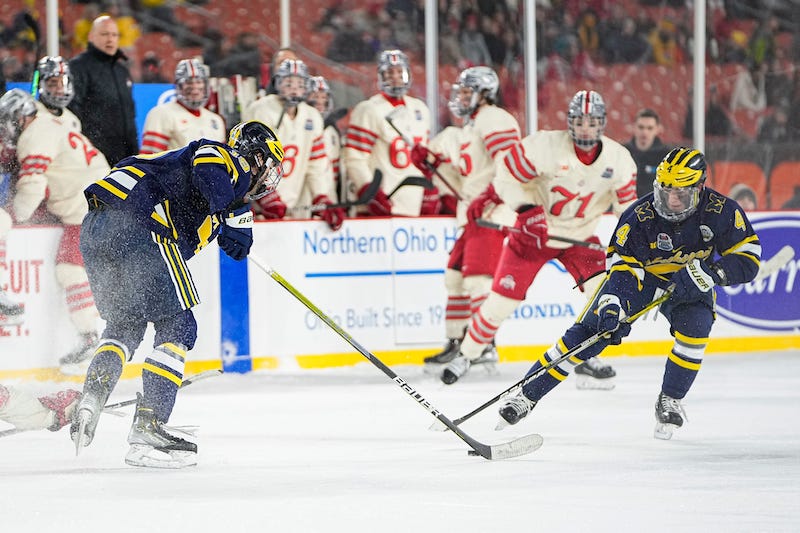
[467,450,480,456]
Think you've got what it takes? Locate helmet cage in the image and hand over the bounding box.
[0,89,38,147]
[308,76,333,118]
[175,59,210,110]
[377,50,411,98]
[567,90,606,148]
[228,121,285,201]
[653,147,707,222]
[274,59,311,107]
[37,56,74,109]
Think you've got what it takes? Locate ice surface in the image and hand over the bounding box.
[1,352,798,532]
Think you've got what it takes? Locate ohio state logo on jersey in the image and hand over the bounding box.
[499,274,516,291]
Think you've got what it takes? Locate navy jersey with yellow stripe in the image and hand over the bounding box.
[605,187,761,298]
[84,139,251,258]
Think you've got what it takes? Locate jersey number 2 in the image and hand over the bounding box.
[68,132,99,166]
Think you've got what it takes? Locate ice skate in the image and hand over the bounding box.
[574,356,616,390]
[0,290,24,327]
[70,367,113,454]
[423,339,461,374]
[654,392,687,440]
[471,340,499,375]
[125,394,197,469]
[59,332,98,375]
[496,391,537,430]
[441,354,470,385]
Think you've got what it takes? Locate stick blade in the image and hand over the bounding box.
[470,433,544,460]
[754,244,794,281]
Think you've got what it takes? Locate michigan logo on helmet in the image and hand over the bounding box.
[377,49,411,98]
[653,147,707,222]
[274,59,311,107]
[228,121,284,201]
[36,56,74,109]
[448,66,499,118]
[0,89,38,147]
[567,90,606,149]
[175,58,210,110]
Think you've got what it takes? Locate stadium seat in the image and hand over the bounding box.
[768,161,800,209]
[707,161,767,208]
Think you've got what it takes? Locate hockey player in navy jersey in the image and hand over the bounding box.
[71,121,284,467]
[496,147,761,439]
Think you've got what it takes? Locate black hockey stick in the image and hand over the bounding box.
[247,253,543,460]
[384,110,463,201]
[388,176,435,199]
[475,218,607,252]
[307,169,383,212]
[432,288,674,431]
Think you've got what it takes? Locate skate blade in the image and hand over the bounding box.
[74,412,90,456]
[125,444,197,469]
[575,375,615,391]
[494,417,511,431]
[654,422,676,440]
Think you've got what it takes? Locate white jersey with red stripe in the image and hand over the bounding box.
[242,94,331,216]
[455,104,520,226]
[497,130,637,247]
[320,123,342,200]
[343,93,431,216]
[14,113,110,225]
[140,101,226,154]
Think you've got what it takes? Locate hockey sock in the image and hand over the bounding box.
[142,343,186,422]
[444,294,470,339]
[661,332,705,399]
[521,342,573,401]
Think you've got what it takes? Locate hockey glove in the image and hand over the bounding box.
[410,144,445,179]
[218,205,254,261]
[467,184,503,223]
[255,190,287,220]
[38,389,81,431]
[670,258,721,306]
[420,185,441,215]
[313,195,346,231]
[360,183,392,216]
[440,194,458,215]
[507,205,548,259]
[596,294,630,345]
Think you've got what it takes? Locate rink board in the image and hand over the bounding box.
[0,212,797,379]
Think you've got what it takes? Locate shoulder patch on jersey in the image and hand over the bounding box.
[415,109,422,121]
[705,191,726,214]
[634,202,656,221]
[601,167,613,179]
[238,156,250,172]
[656,233,674,251]
[700,224,714,242]
[305,119,313,131]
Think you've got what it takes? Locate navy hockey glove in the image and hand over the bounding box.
[596,294,630,345]
[218,206,254,261]
[507,205,548,259]
[671,258,721,306]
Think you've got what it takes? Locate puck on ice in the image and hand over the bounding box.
[467,450,480,456]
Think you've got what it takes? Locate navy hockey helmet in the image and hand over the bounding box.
[228,120,285,201]
[653,147,707,223]
[36,56,74,109]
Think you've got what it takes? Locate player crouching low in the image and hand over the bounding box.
[496,148,761,439]
[0,384,81,433]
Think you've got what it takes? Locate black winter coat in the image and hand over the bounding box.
[68,43,138,166]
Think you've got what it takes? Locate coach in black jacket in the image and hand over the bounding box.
[68,15,138,166]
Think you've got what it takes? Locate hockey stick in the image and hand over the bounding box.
[388,176,435,199]
[306,169,384,212]
[432,288,674,431]
[384,110,463,201]
[247,253,543,460]
[753,244,794,282]
[475,218,607,252]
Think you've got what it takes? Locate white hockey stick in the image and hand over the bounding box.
[248,253,543,460]
[753,245,794,282]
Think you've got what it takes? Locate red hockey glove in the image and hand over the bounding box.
[255,190,287,220]
[313,195,346,231]
[507,204,548,259]
[410,144,444,179]
[440,194,458,215]
[467,184,503,223]
[38,389,81,431]
[360,183,392,216]
[420,185,441,215]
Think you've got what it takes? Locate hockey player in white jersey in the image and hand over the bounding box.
[343,49,432,217]
[140,58,226,154]
[307,75,345,203]
[0,384,80,433]
[0,88,109,373]
[411,67,521,372]
[441,90,637,386]
[242,59,345,230]
[34,56,82,130]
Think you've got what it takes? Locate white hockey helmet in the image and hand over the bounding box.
[448,66,499,118]
[377,49,411,98]
[308,75,333,118]
[567,90,606,149]
[175,58,210,110]
[274,59,311,107]
[36,56,74,109]
[0,89,37,147]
